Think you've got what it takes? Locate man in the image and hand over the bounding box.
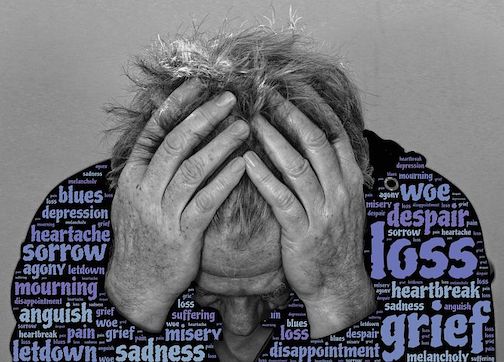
[9,21,496,362]
[104,25,376,360]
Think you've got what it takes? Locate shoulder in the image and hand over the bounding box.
[363,129,494,282]
[364,129,422,177]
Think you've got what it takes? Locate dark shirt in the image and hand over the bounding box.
[10,131,496,362]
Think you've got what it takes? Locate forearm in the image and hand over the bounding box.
[105,261,176,333]
[303,267,376,339]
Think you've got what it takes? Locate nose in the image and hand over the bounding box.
[220,296,268,336]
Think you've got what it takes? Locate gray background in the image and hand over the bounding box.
[1,0,503,358]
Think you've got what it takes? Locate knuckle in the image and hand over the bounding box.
[159,96,182,122]
[179,157,206,184]
[286,157,310,178]
[166,94,183,113]
[276,190,297,210]
[212,178,228,193]
[304,128,328,150]
[162,132,186,156]
[129,146,151,162]
[258,172,275,185]
[191,129,207,143]
[194,190,215,212]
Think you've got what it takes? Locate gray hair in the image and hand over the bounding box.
[106,25,372,243]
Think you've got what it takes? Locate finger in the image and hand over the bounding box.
[281,87,362,182]
[181,157,246,233]
[304,86,362,180]
[122,78,204,179]
[163,119,249,210]
[243,151,308,232]
[289,84,345,143]
[331,128,363,183]
[253,114,324,209]
[270,90,344,191]
[142,91,237,194]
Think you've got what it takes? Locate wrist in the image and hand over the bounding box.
[105,265,177,333]
[302,267,376,339]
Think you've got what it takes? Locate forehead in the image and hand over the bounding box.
[200,218,282,276]
[198,219,283,295]
[196,268,286,296]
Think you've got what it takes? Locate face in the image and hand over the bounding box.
[194,219,291,336]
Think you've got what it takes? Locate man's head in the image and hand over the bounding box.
[108,24,371,336]
[196,218,288,335]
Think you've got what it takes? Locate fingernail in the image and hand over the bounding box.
[216,91,236,106]
[231,120,249,134]
[186,77,202,87]
[243,151,259,168]
[229,157,245,171]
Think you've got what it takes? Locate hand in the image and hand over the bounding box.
[105,80,249,332]
[244,92,375,338]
